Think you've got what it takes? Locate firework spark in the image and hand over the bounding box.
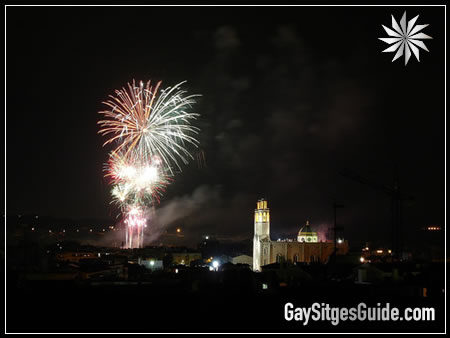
[124,206,147,249]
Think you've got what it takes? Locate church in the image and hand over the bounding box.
[253,198,349,271]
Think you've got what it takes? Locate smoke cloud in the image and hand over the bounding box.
[144,185,222,244]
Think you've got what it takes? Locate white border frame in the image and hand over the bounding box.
[4,3,447,335]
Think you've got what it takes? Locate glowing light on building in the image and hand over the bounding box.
[360,257,365,263]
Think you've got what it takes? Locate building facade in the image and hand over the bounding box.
[253,199,349,271]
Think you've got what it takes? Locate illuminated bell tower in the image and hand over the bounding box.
[253,198,270,271]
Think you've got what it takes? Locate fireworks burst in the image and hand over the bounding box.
[108,151,171,209]
[98,80,201,175]
[98,80,201,248]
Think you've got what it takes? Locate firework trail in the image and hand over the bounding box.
[98,80,201,248]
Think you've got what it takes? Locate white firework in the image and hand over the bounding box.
[379,11,432,65]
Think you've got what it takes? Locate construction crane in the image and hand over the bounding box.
[339,167,413,261]
[329,200,344,261]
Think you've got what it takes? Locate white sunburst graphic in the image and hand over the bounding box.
[379,11,432,65]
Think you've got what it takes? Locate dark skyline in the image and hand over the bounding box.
[6,5,445,247]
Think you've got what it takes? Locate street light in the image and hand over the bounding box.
[212,260,219,271]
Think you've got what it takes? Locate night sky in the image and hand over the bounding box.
[6,5,445,247]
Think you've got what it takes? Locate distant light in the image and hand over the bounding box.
[76,229,79,232]
[205,236,209,240]
[102,229,105,232]
[90,229,93,232]
[175,268,179,274]
[212,261,219,270]
[35,216,39,219]
[360,257,365,263]
[49,229,52,233]
[376,250,383,254]
[388,249,392,254]
[365,247,369,251]
[150,261,155,266]
[31,227,35,231]
[262,283,268,290]
[63,229,65,233]
[176,228,181,233]
[337,238,343,244]
[98,253,101,257]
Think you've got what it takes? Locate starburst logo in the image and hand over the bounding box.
[379,11,432,65]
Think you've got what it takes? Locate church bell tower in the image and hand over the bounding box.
[253,198,270,271]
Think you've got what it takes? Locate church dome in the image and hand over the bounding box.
[298,220,313,236]
[297,220,318,243]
